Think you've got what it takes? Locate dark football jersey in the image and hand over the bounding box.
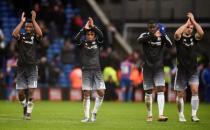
[74,26,104,70]
[175,35,198,73]
[15,33,41,66]
[137,32,172,68]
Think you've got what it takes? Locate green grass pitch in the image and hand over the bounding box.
[0,101,210,130]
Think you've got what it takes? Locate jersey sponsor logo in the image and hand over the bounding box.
[182,38,194,47]
[84,42,98,49]
[150,37,161,46]
[150,41,161,46]
[23,36,34,45]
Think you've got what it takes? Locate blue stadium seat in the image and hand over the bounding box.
[0,0,19,43]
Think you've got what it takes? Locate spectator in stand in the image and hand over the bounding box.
[130,65,143,100]
[100,46,121,70]
[132,50,144,68]
[107,23,116,46]
[61,38,76,65]
[103,66,118,85]
[0,70,6,99]
[38,57,49,87]
[69,66,82,89]
[33,3,41,20]
[103,66,118,101]
[37,20,50,58]
[48,55,61,87]
[6,53,17,101]
[50,2,66,36]
[0,29,5,70]
[201,63,210,103]
[104,76,118,101]
[120,56,134,102]
[71,14,84,36]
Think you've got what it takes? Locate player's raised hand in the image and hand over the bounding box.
[21,12,26,22]
[187,12,194,20]
[31,10,36,21]
[187,12,195,23]
[186,18,192,26]
[88,17,94,28]
[84,20,90,30]
[158,24,166,36]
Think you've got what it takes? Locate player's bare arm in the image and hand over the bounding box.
[187,12,204,40]
[83,18,92,31]
[88,17,94,27]
[174,19,191,40]
[12,12,26,39]
[31,10,43,37]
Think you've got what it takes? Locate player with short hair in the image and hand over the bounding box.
[137,21,172,122]
[174,12,204,122]
[74,17,105,122]
[12,10,42,120]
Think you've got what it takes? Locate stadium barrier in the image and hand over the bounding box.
[48,88,62,101]
[69,88,82,101]
[0,87,186,102]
